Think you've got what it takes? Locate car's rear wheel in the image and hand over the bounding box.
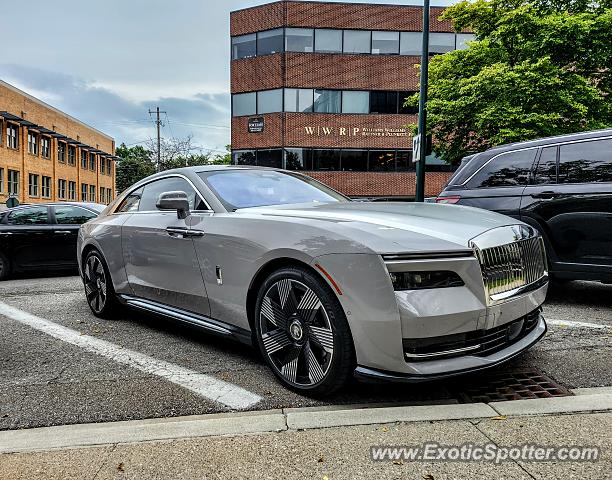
[0,251,10,281]
[83,250,120,318]
[254,266,354,396]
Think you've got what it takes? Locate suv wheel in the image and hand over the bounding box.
[83,250,120,318]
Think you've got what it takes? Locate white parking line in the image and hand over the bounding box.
[0,301,261,410]
[546,319,610,330]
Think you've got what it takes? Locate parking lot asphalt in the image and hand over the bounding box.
[0,274,610,430]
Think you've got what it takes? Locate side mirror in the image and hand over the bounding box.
[157,191,190,219]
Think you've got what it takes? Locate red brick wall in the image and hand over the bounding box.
[232,55,284,93]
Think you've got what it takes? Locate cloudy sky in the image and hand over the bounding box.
[1,0,453,154]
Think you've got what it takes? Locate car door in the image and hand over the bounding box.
[51,205,99,267]
[521,138,612,274]
[121,175,212,315]
[0,206,53,270]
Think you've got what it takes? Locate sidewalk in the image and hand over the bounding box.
[1,389,610,479]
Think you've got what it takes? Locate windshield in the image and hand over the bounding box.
[198,169,348,210]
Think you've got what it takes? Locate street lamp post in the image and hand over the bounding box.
[415,0,430,202]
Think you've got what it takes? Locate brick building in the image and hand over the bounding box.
[0,80,117,208]
[230,0,471,198]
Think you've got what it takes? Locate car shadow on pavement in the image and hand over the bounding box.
[546,280,612,307]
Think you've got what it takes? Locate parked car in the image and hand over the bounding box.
[0,202,105,280]
[78,166,548,395]
[437,129,612,283]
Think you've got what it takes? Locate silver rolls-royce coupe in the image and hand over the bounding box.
[78,166,548,395]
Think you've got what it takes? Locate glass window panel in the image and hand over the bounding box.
[314,89,341,113]
[315,29,342,53]
[256,149,283,168]
[456,33,476,50]
[284,88,313,113]
[429,32,456,54]
[398,91,419,114]
[534,147,557,184]
[285,149,313,170]
[232,92,256,117]
[400,31,421,55]
[371,31,399,55]
[257,89,283,114]
[257,28,283,55]
[469,149,537,188]
[55,206,97,225]
[341,150,368,171]
[232,33,256,59]
[8,206,48,225]
[139,177,204,211]
[285,28,314,52]
[369,150,396,171]
[343,30,371,54]
[117,187,143,212]
[233,150,256,166]
[558,139,612,184]
[396,150,414,171]
[312,149,340,171]
[369,91,398,114]
[342,90,369,113]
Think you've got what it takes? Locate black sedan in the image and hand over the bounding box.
[0,202,105,280]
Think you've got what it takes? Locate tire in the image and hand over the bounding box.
[254,266,355,396]
[0,251,10,281]
[83,250,121,319]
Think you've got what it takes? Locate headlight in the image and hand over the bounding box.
[389,271,464,291]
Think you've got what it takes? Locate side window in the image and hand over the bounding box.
[8,206,49,225]
[534,147,558,184]
[469,149,537,188]
[558,139,612,184]
[116,187,144,213]
[138,177,208,212]
[55,206,97,225]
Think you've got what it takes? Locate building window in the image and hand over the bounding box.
[28,131,39,155]
[400,32,421,55]
[89,152,96,171]
[429,32,456,54]
[81,149,88,169]
[100,186,105,204]
[41,136,51,158]
[257,28,283,55]
[343,30,371,54]
[341,150,368,171]
[58,179,67,199]
[396,150,413,171]
[285,28,314,52]
[232,92,256,117]
[8,170,19,195]
[233,150,256,165]
[284,149,313,170]
[106,188,112,203]
[257,89,283,114]
[68,181,76,200]
[372,31,400,55]
[313,89,341,113]
[456,33,476,50]
[232,33,256,60]
[369,150,396,171]
[398,91,419,114]
[41,176,51,198]
[284,88,314,113]
[28,173,39,197]
[58,142,66,162]
[370,91,399,114]
[7,123,18,149]
[315,29,342,53]
[312,149,341,170]
[342,90,369,113]
[89,185,96,202]
[81,183,88,202]
[0,168,3,193]
[256,149,283,168]
[100,157,106,174]
[68,145,76,165]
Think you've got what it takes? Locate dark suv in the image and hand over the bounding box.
[437,129,612,282]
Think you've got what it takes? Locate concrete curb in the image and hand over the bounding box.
[1,393,611,454]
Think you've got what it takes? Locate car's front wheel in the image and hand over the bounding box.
[83,250,120,318]
[254,266,355,396]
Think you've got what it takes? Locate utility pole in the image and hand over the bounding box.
[415,0,430,202]
[149,107,166,172]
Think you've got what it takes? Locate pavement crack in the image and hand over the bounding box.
[91,442,118,480]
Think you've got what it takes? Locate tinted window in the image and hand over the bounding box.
[116,187,143,213]
[232,33,256,59]
[315,29,342,53]
[371,31,399,54]
[313,149,341,170]
[400,32,421,55]
[396,150,413,171]
[341,150,368,171]
[430,33,456,54]
[342,91,369,113]
[139,177,207,212]
[232,92,256,117]
[558,139,612,184]
[234,150,256,166]
[370,91,398,114]
[343,30,370,54]
[286,28,314,52]
[469,149,537,188]
[369,150,396,171]
[285,88,314,113]
[55,206,97,225]
[314,90,341,113]
[257,89,283,114]
[8,206,48,225]
[285,149,313,170]
[534,147,557,184]
[257,29,283,55]
[256,149,283,168]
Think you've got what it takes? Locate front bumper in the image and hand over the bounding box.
[354,312,547,383]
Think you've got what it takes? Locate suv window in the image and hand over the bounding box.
[558,139,612,184]
[116,187,144,213]
[8,206,48,225]
[468,149,537,188]
[54,206,97,225]
[534,146,558,184]
[138,177,208,212]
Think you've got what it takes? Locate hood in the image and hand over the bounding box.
[238,201,521,254]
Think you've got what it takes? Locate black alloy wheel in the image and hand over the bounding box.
[83,250,119,318]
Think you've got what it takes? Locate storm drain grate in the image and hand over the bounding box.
[452,370,573,403]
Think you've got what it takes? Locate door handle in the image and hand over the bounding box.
[54,230,72,235]
[531,191,557,199]
[0,232,12,236]
[166,227,204,238]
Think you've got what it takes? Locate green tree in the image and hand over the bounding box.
[209,145,232,165]
[115,144,155,193]
[407,0,612,164]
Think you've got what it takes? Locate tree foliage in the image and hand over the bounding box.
[408,0,612,164]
